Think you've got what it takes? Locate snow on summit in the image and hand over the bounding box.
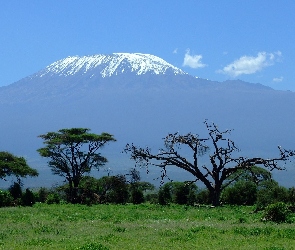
[37,53,186,78]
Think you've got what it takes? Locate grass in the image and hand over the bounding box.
[0,203,294,249]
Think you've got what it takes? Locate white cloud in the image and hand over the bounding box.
[273,76,283,82]
[173,48,178,54]
[183,50,207,69]
[218,51,282,77]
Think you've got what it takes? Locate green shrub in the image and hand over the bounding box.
[22,188,35,206]
[158,183,172,205]
[130,187,144,204]
[263,202,290,223]
[196,189,211,205]
[46,193,61,204]
[8,182,22,200]
[145,192,158,204]
[222,181,257,205]
[37,187,50,202]
[158,182,197,205]
[288,187,295,205]
[0,190,13,207]
[105,175,129,204]
[256,181,289,209]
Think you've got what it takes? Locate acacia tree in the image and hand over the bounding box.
[37,128,115,203]
[125,121,290,206]
[0,151,38,182]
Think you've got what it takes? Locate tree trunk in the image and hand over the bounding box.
[71,178,80,204]
[209,188,221,207]
[68,178,80,204]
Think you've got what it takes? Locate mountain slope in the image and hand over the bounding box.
[0,53,295,188]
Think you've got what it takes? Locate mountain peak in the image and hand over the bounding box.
[35,53,187,78]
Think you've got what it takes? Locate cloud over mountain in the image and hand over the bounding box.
[182,50,207,69]
[218,51,282,77]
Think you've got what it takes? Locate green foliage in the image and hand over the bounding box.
[158,183,172,205]
[196,188,211,205]
[0,151,38,180]
[256,181,289,209]
[45,193,61,204]
[78,175,130,204]
[288,187,295,205]
[22,188,35,206]
[158,182,198,205]
[36,187,50,203]
[145,192,158,204]
[263,202,290,223]
[37,128,115,203]
[0,190,13,207]
[222,181,257,205]
[227,166,272,186]
[8,182,22,200]
[130,186,144,204]
[105,175,129,204]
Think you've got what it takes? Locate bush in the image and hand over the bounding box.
[145,192,158,204]
[158,183,172,205]
[263,202,290,223]
[196,189,211,205]
[288,187,295,205]
[256,181,289,209]
[8,182,22,200]
[46,193,61,204]
[36,187,50,203]
[130,187,144,204]
[222,181,257,205]
[22,188,35,206]
[158,182,198,205]
[0,190,13,207]
[103,175,129,204]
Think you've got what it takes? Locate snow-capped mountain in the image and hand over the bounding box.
[33,53,186,78]
[1,52,295,188]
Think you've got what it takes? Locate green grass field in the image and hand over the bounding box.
[0,203,294,250]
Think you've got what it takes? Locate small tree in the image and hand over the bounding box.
[125,121,290,206]
[105,175,129,204]
[9,182,22,200]
[22,188,35,206]
[37,128,115,203]
[127,168,145,204]
[0,151,38,182]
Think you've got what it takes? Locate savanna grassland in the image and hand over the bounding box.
[0,203,294,250]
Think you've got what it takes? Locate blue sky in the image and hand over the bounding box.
[0,1,294,90]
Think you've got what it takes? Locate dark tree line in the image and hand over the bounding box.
[1,122,294,207]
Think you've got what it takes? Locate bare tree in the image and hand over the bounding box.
[125,121,290,206]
